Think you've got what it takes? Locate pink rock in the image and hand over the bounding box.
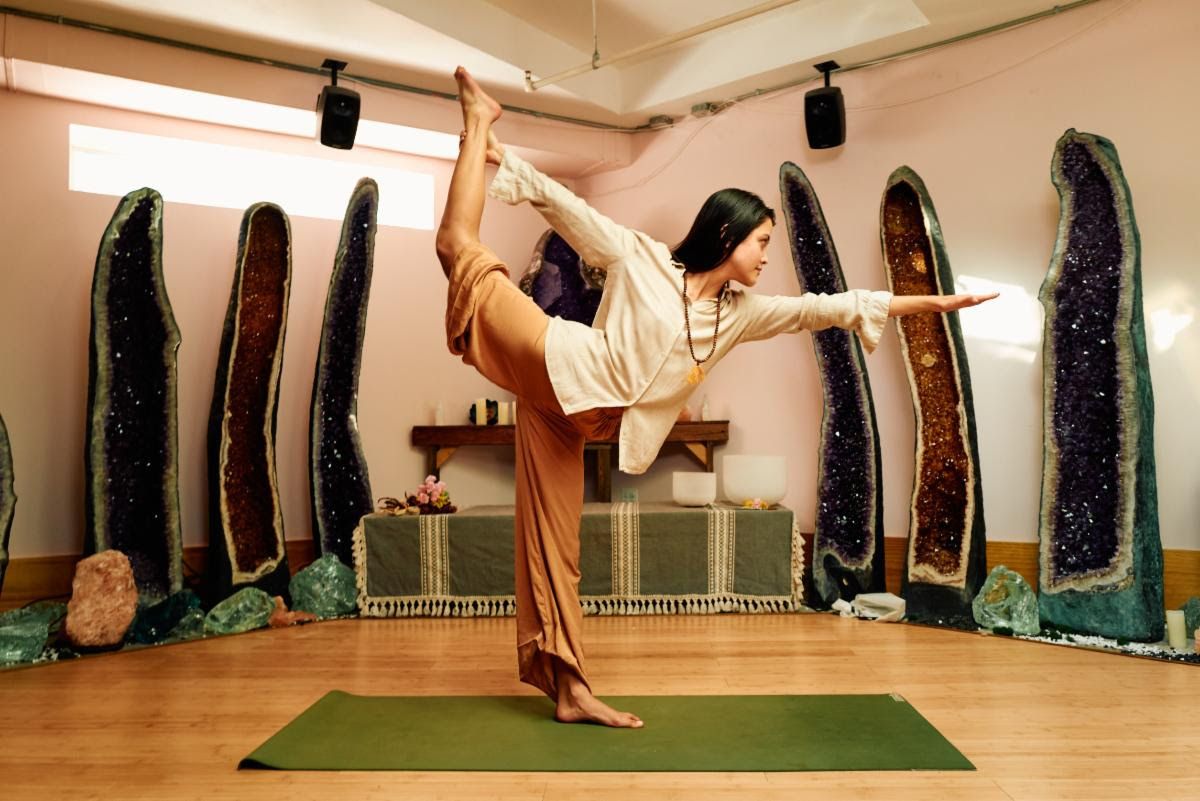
[65,550,138,647]
[268,595,318,628]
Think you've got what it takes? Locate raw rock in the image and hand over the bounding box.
[1181,596,1200,637]
[289,554,357,618]
[972,566,1040,635]
[127,590,202,644]
[268,595,318,628]
[65,550,139,647]
[0,621,49,664]
[203,586,274,635]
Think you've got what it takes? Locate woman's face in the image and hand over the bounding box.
[724,219,773,287]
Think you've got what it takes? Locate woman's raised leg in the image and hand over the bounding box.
[435,66,502,273]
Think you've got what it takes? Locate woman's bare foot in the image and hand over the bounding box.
[455,66,502,126]
[555,670,643,728]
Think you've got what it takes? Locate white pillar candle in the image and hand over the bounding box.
[1166,609,1186,649]
[433,401,445,426]
[497,401,511,426]
[474,397,487,425]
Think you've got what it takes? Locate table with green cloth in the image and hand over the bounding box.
[352,502,803,617]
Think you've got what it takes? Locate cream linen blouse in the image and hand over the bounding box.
[488,150,893,475]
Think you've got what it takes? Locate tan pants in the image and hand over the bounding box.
[445,243,622,699]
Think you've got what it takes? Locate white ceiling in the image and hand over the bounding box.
[3,0,1100,126]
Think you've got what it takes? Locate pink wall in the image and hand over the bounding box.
[2,0,1197,565]
[576,0,1200,550]
[0,90,549,559]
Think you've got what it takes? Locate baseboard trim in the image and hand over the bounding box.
[2,537,1195,610]
[1,540,317,609]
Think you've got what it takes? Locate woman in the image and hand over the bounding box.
[436,67,995,729]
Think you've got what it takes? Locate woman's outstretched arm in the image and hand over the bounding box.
[484,133,640,270]
[888,292,998,316]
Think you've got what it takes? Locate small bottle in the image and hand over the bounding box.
[700,397,711,422]
[434,401,445,426]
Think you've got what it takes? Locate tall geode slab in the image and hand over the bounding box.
[207,203,292,600]
[1037,129,1163,641]
[779,162,885,607]
[881,167,987,623]
[85,189,183,600]
[518,229,605,325]
[310,179,377,566]
[0,415,15,594]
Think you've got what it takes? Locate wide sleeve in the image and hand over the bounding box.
[740,289,893,353]
[488,149,639,270]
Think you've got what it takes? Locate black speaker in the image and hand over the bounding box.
[804,85,845,149]
[317,85,361,149]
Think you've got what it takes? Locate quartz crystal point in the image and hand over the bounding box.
[779,162,884,607]
[84,189,183,600]
[881,167,987,624]
[310,179,377,566]
[0,414,14,594]
[206,203,292,601]
[1037,129,1163,641]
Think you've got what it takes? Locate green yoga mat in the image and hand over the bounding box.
[240,692,973,772]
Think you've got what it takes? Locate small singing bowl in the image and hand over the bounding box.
[672,471,717,507]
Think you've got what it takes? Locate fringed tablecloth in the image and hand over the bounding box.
[353,502,803,617]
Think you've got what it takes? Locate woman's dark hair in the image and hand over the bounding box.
[671,188,775,273]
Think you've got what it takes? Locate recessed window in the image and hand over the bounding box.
[69,124,434,229]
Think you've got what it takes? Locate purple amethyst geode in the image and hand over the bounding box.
[85,189,183,600]
[310,179,377,567]
[1037,129,1163,641]
[518,230,604,325]
[779,162,884,607]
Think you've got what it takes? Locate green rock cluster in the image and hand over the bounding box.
[0,602,66,664]
[127,590,202,644]
[290,554,357,618]
[972,566,1040,636]
[1182,597,1200,637]
[203,586,274,635]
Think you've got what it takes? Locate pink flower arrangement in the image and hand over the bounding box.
[377,475,457,516]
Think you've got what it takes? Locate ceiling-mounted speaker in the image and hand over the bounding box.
[805,60,845,149]
[317,58,360,150]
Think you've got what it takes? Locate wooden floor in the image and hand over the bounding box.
[1,613,1196,801]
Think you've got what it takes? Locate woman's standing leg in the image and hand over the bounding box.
[437,67,640,728]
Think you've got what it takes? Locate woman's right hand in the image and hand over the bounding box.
[457,129,505,166]
[485,129,505,165]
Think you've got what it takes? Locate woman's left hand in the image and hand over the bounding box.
[888,292,998,317]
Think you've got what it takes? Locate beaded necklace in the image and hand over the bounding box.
[682,271,724,385]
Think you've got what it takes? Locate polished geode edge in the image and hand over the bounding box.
[310,178,377,563]
[778,161,884,603]
[1037,129,1155,596]
[0,414,15,591]
[211,202,291,589]
[881,167,987,592]
[85,188,183,596]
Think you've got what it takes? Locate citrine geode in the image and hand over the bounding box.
[84,189,183,600]
[1037,129,1163,641]
[310,179,377,566]
[881,167,987,623]
[206,203,292,600]
[779,162,885,607]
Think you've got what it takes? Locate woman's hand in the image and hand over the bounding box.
[888,292,998,317]
[460,129,506,166]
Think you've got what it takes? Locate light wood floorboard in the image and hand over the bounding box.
[1,613,1196,801]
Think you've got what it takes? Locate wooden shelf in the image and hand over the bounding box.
[411,420,730,502]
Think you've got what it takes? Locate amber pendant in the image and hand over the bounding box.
[686,363,706,385]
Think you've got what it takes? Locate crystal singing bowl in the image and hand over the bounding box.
[722,455,786,506]
[671,471,717,506]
